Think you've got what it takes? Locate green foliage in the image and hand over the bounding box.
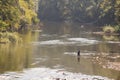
[100,0,120,24]
[103,25,115,33]
[19,0,37,24]
[114,25,120,33]
[32,16,40,24]
[38,0,102,23]
[0,0,20,30]
[0,20,9,31]
[0,0,39,31]
[103,25,120,34]
[38,0,120,25]
[0,32,22,43]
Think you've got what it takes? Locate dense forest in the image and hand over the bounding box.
[0,0,120,43]
[0,0,39,32]
[0,0,120,31]
[38,0,120,25]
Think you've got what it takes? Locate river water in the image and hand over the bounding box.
[0,22,120,80]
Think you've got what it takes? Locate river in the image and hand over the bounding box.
[0,22,120,80]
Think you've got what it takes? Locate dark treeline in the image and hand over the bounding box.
[38,0,120,25]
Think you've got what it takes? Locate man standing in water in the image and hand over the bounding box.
[77,50,80,56]
[77,50,80,62]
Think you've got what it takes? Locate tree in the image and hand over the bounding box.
[38,0,120,25]
[0,0,39,31]
[100,0,120,24]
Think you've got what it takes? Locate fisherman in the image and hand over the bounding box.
[77,50,80,57]
[77,50,80,62]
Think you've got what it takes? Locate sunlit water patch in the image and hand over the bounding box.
[32,40,76,45]
[68,38,99,44]
[32,38,99,46]
[40,40,65,45]
[64,52,96,56]
[40,34,58,37]
[0,68,112,80]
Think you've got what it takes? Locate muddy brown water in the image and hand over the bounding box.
[0,22,120,80]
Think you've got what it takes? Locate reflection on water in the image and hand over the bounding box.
[0,22,120,80]
[0,44,32,73]
[0,31,39,73]
[103,35,119,41]
[32,38,99,46]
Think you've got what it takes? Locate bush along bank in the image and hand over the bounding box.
[0,32,22,44]
[103,25,120,35]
